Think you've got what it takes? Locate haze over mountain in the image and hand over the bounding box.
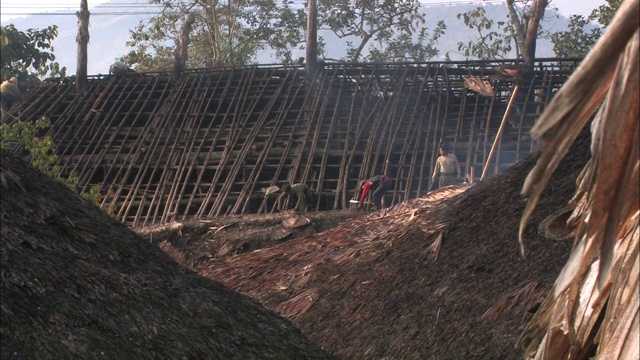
[2,0,596,75]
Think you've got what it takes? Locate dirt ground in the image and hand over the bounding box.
[139,131,591,359]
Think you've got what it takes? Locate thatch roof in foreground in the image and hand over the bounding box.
[518,0,639,358]
[0,151,333,359]
[147,129,592,359]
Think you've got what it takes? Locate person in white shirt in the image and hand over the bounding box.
[431,144,461,189]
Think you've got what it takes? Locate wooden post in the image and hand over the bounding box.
[76,0,90,91]
[173,13,195,78]
[480,85,519,181]
[306,0,318,79]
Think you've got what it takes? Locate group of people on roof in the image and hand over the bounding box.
[274,144,462,213]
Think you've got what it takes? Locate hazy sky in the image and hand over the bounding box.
[1,0,608,23]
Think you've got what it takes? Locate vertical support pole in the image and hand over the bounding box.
[76,0,90,91]
[306,0,318,80]
[480,84,519,181]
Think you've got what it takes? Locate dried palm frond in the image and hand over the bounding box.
[157,240,188,267]
[538,206,576,241]
[282,215,311,228]
[428,231,444,260]
[481,280,542,321]
[496,64,529,79]
[275,290,316,319]
[518,0,639,358]
[464,75,495,96]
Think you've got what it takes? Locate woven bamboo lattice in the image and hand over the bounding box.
[4,59,578,227]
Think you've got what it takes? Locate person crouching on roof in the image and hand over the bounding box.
[359,175,392,209]
[277,183,317,213]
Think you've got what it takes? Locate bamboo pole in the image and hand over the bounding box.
[210,69,270,216]
[465,94,480,183]
[170,74,220,220]
[139,77,194,225]
[234,71,292,214]
[256,68,306,213]
[187,68,237,218]
[480,84,519,181]
[401,67,429,200]
[335,67,358,209]
[197,68,254,217]
[314,67,340,209]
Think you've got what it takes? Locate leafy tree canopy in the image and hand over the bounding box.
[454,0,552,63]
[551,0,621,58]
[318,0,444,62]
[123,0,446,71]
[124,0,307,71]
[589,0,621,27]
[456,7,516,60]
[0,24,66,92]
[550,15,602,58]
[454,0,622,63]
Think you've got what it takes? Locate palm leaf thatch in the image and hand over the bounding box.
[0,151,334,359]
[481,280,544,321]
[518,0,639,358]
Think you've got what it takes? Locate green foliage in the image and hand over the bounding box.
[455,7,515,60]
[0,24,66,91]
[123,0,443,69]
[365,21,446,62]
[0,118,106,210]
[124,0,307,71]
[551,15,602,58]
[319,0,438,62]
[589,0,621,27]
[0,117,66,182]
[80,184,104,205]
[123,21,176,72]
[551,0,620,60]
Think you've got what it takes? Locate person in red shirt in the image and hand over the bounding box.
[359,175,393,209]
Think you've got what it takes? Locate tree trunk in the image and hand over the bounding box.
[174,13,195,78]
[76,0,90,91]
[523,0,549,66]
[306,0,318,80]
[506,0,548,67]
[506,0,526,59]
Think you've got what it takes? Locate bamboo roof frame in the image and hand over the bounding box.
[4,59,579,227]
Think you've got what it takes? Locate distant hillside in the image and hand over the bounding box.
[3,0,593,75]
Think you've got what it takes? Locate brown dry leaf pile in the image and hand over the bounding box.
[150,131,592,359]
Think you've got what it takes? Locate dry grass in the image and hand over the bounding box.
[481,280,544,321]
[518,1,639,358]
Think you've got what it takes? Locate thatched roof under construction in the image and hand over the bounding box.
[143,130,592,359]
[4,60,577,227]
[0,151,333,359]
